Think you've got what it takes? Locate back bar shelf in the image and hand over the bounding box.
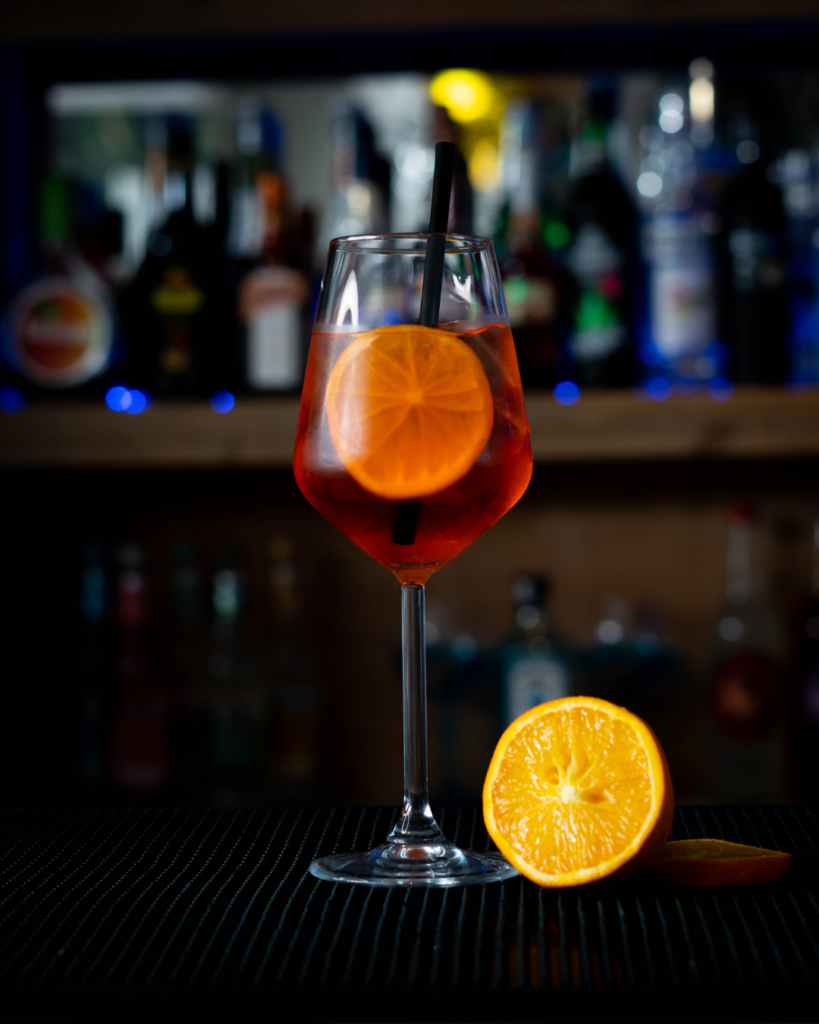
[1,388,818,468]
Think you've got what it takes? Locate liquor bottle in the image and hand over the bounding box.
[721,100,788,384]
[77,543,110,790]
[109,543,172,794]
[496,100,567,389]
[793,511,819,800]
[265,537,323,799]
[1,174,118,396]
[777,148,819,384]
[497,574,573,729]
[231,101,310,393]
[204,545,269,804]
[637,60,728,388]
[318,103,389,257]
[565,82,638,387]
[123,115,230,397]
[166,539,206,798]
[433,104,473,235]
[707,504,788,801]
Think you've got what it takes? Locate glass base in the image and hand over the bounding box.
[309,840,519,887]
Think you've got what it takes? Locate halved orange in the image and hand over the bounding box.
[650,839,791,887]
[483,696,674,888]
[325,324,493,500]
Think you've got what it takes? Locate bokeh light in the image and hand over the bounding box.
[210,390,235,414]
[0,385,25,414]
[105,386,150,413]
[105,386,130,412]
[554,381,581,406]
[429,69,499,124]
[645,377,672,401]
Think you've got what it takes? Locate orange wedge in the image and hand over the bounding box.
[483,696,674,888]
[325,324,493,500]
[649,839,791,887]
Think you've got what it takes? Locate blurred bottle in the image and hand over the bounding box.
[777,149,819,384]
[265,537,323,799]
[1,174,119,396]
[707,504,788,801]
[433,105,473,235]
[123,116,231,396]
[496,100,567,389]
[109,543,172,794]
[166,539,206,797]
[582,594,681,715]
[231,101,310,394]
[77,543,110,790]
[792,510,819,800]
[318,104,389,258]
[637,60,728,388]
[205,545,268,804]
[565,81,638,387]
[721,98,788,384]
[497,574,573,728]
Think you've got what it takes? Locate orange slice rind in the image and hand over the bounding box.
[483,696,674,888]
[325,324,493,500]
[649,839,791,887]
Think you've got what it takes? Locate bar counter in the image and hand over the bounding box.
[1,804,817,1023]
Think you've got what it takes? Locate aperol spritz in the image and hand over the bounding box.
[295,233,532,885]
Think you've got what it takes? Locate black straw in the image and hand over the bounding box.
[418,141,455,328]
[393,142,455,547]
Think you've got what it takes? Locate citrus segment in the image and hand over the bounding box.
[483,697,674,887]
[325,324,493,500]
[650,839,791,887]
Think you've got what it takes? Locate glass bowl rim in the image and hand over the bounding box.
[329,232,492,255]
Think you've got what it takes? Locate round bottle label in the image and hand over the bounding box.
[4,277,113,388]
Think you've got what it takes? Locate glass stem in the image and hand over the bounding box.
[388,582,446,845]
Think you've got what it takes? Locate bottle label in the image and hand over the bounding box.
[4,277,113,388]
[568,224,627,363]
[646,215,716,358]
[651,265,715,357]
[150,267,205,317]
[711,651,780,741]
[504,654,571,726]
[242,267,305,390]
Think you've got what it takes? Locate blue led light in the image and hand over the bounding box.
[210,390,235,414]
[0,385,25,414]
[645,376,671,401]
[105,386,130,412]
[126,390,148,414]
[382,308,403,326]
[709,376,733,401]
[553,380,580,406]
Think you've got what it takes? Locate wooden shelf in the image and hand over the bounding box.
[2,388,818,469]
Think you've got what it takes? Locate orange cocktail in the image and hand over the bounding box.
[294,320,532,583]
[297,229,532,887]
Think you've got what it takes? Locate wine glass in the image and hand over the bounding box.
[294,232,533,886]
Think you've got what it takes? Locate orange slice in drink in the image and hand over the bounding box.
[325,324,493,500]
[483,696,674,888]
[649,839,791,887]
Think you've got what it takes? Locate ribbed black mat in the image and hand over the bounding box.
[1,805,818,1023]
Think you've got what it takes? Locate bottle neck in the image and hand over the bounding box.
[725,517,752,605]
